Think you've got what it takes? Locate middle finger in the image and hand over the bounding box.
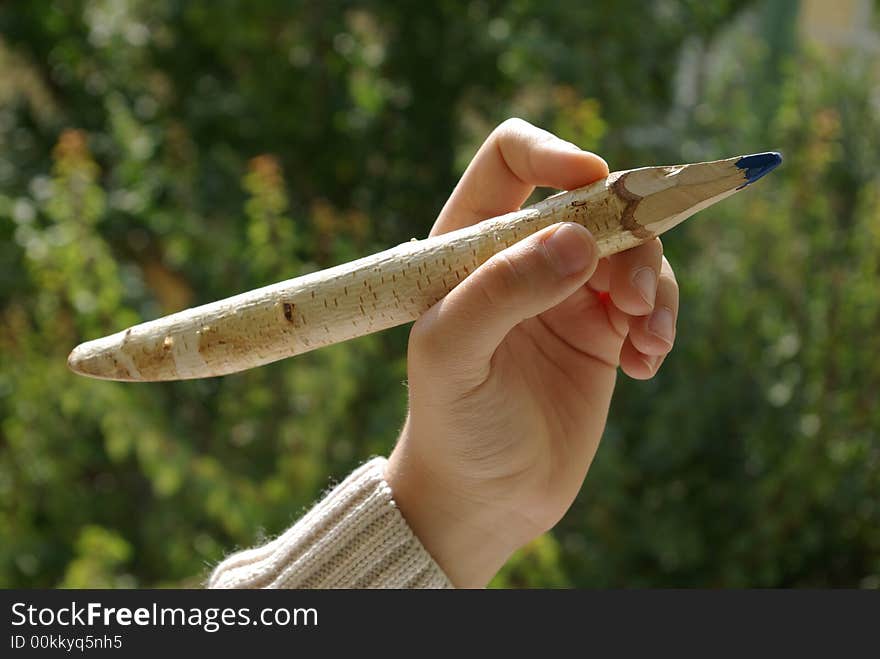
[608,238,664,316]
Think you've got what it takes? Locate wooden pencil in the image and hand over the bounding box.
[68,151,781,382]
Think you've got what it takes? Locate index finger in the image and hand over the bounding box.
[431,118,609,237]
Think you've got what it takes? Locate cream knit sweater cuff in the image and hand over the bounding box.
[207,457,453,588]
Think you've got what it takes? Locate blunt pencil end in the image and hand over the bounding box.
[735,151,782,187]
[67,344,91,378]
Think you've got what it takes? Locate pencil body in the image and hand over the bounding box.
[68,152,781,381]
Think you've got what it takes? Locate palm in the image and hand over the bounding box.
[483,281,625,514]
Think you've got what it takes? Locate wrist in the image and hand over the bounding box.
[384,423,518,588]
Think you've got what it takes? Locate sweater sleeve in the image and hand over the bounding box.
[207,457,453,589]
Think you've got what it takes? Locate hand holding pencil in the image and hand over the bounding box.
[381,119,775,587]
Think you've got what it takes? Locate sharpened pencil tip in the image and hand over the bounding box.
[735,151,782,187]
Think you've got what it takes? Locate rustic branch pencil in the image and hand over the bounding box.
[68,152,781,382]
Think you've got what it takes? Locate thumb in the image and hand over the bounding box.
[411,222,599,372]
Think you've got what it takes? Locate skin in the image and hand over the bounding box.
[385,119,680,588]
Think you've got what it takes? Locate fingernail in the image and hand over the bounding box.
[545,223,594,277]
[632,267,657,307]
[648,306,675,344]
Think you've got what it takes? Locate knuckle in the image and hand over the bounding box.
[493,118,555,184]
[654,290,676,315]
[662,278,680,305]
[661,255,677,282]
[649,237,664,261]
[496,117,530,135]
[476,251,528,310]
[407,317,443,362]
[658,267,680,296]
[523,139,542,182]
[494,119,529,152]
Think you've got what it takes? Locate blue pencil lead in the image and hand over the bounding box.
[735,152,783,188]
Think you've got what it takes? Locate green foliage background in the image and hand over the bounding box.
[1,0,878,588]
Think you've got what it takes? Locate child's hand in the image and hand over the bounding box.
[386,119,679,587]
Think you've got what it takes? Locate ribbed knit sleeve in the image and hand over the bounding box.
[207,457,453,589]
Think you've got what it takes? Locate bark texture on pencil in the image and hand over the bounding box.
[68,152,781,382]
